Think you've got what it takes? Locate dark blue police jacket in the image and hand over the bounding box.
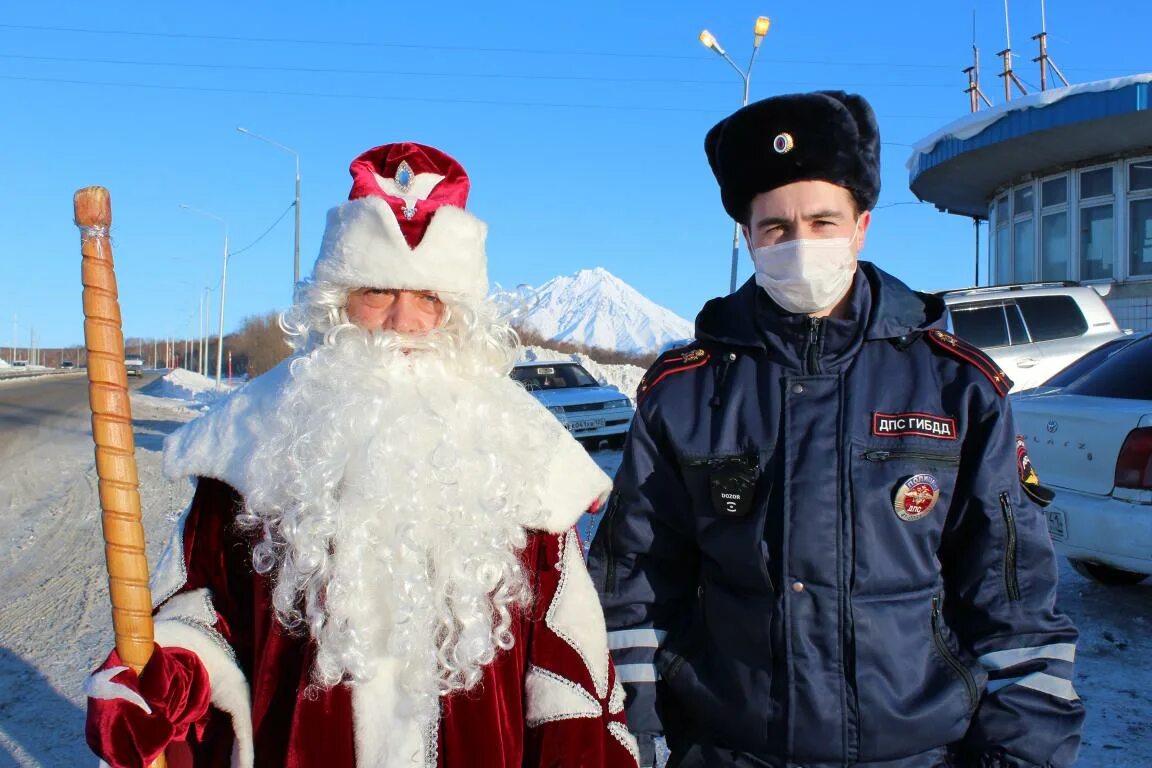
[588,264,1084,768]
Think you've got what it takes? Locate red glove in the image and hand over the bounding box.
[85,643,212,768]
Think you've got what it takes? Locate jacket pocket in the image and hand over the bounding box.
[851,443,961,592]
[998,491,1021,602]
[853,587,980,760]
[931,593,979,713]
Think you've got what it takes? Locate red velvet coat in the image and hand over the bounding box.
[89,477,639,768]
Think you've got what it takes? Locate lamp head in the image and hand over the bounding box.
[698,29,726,56]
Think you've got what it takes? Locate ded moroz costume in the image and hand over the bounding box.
[589,92,1084,768]
[84,143,640,768]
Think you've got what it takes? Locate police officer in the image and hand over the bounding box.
[588,92,1084,768]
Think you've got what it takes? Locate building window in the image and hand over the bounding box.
[1013,184,1036,282]
[1078,167,1115,280]
[1041,211,1070,281]
[1131,199,1152,277]
[994,195,1011,284]
[1130,160,1152,193]
[1132,160,1152,279]
[1080,167,1114,199]
[1042,176,1068,207]
[1014,218,1036,282]
[1081,205,1115,280]
[1039,175,1069,281]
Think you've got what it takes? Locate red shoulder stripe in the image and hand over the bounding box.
[636,347,710,403]
[926,330,1013,397]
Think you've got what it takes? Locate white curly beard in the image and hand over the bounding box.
[240,325,559,722]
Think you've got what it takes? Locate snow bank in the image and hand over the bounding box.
[518,345,646,401]
[135,368,238,412]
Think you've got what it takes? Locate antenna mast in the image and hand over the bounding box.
[964,10,994,111]
[1032,0,1070,90]
[997,0,1030,100]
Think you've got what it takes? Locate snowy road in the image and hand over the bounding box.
[0,376,1147,766]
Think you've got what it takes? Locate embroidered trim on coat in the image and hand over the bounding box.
[524,665,601,727]
[608,721,641,766]
[544,530,611,698]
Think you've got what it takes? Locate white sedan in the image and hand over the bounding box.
[510,361,634,450]
[1012,332,1152,585]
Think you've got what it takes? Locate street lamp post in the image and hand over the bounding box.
[699,16,771,294]
[198,287,211,376]
[181,204,229,389]
[236,127,301,293]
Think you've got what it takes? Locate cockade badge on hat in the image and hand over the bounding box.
[773,132,795,154]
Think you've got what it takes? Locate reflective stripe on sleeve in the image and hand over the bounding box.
[986,671,1079,702]
[614,663,660,683]
[607,628,668,651]
[978,642,1076,670]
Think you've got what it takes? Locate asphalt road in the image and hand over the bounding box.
[0,373,158,511]
[0,372,155,435]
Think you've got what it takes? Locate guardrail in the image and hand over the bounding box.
[0,368,88,381]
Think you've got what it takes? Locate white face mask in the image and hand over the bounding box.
[750,224,860,314]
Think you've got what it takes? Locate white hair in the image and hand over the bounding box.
[237,280,555,721]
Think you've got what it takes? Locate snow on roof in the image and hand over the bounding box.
[907,73,1152,172]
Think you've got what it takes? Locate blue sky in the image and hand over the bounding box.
[2,0,1150,350]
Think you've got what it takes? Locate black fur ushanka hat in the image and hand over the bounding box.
[704,91,881,223]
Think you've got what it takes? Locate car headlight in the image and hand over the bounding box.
[605,399,632,409]
[547,406,565,415]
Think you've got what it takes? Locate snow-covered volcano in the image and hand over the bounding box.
[494,267,694,355]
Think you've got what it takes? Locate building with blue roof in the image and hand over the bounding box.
[908,74,1152,330]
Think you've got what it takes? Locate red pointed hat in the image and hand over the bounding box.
[313,142,488,299]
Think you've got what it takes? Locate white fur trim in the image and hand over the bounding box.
[163,359,295,496]
[524,665,601,727]
[313,197,488,300]
[499,383,613,533]
[153,591,253,768]
[545,531,611,698]
[150,501,193,607]
[84,666,152,714]
[536,434,613,533]
[351,657,433,767]
[608,722,641,766]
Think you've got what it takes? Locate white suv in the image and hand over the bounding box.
[938,282,1124,392]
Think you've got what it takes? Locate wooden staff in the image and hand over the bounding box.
[75,187,166,768]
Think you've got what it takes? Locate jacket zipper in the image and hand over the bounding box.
[804,317,824,375]
[862,449,961,463]
[999,492,1021,601]
[602,495,618,593]
[931,594,978,711]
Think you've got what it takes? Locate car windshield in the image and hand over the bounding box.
[511,364,598,390]
[1064,335,1152,400]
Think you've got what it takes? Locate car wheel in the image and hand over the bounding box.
[1068,558,1149,586]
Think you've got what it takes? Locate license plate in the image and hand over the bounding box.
[1045,509,1067,541]
[567,418,606,432]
